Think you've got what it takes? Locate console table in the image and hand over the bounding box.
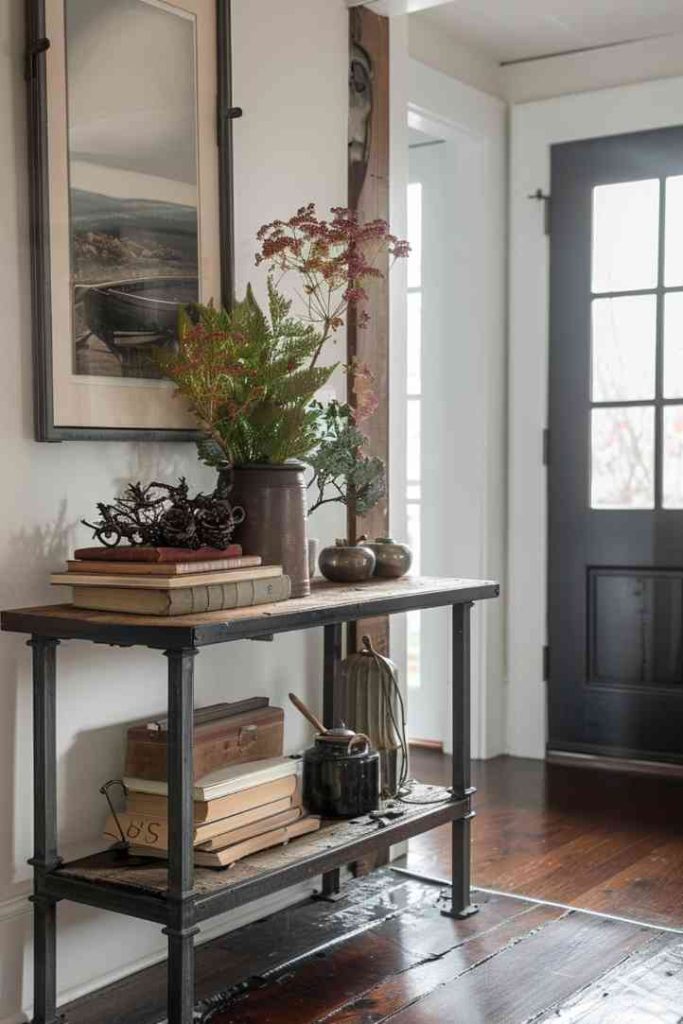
[1,575,499,1024]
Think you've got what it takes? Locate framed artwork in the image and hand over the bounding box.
[26,0,236,440]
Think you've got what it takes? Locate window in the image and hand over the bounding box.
[589,176,683,509]
[406,182,422,687]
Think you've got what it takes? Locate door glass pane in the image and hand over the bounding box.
[406,502,421,689]
[665,175,683,287]
[592,179,659,294]
[407,291,422,395]
[406,397,420,483]
[591,406,655,509]
[663,405,683,508]
[664,291,683,398]
[591,295,656,401]
[407,182,422,289]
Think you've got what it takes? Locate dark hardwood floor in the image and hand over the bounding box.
[60,753,683,1024]
[406,750,683,929]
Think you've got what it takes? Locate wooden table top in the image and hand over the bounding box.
[0,576,499,648]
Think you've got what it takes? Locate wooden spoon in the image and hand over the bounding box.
[288,692,327,734]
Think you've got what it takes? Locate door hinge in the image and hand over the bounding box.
[543,428,550,465]
[25,37,50,82]
[543,645,549,682]
[528,188,551,235]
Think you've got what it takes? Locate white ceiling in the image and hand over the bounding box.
[416,0,683,63]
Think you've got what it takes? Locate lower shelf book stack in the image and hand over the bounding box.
[104,701,320,869]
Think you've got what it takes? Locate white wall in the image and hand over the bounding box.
[403,58,508,758]
[0,1,347,1020]
[507,75,683,760]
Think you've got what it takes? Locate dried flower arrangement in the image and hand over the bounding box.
[159,205,409,469]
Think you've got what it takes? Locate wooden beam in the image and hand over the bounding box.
[348,5,390,656]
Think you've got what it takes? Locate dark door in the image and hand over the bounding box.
[549,125,683,764]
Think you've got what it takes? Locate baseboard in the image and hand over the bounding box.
[547,748,683,778]
[0,881,314,1024]
[408,738,444,752]
[0,891,31,926]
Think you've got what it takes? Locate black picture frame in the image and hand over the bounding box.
[25,0,237,442]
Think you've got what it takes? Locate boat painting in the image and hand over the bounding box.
[71,189,199,379]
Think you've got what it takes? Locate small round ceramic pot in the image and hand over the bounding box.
[364,538,413,579]
[318,541,376,583]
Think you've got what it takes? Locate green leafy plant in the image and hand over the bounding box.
[160,281,335,466]
[307,399,386,518]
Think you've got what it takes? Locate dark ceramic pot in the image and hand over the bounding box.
[302,729,380,818]
[318,541,375,583]
[223,463,309,598]
[364,538,413,579]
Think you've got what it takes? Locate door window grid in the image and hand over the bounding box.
[590,175,683,509]
[406,182,422,688]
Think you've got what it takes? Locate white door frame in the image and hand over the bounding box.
[507,74,683,759]
[390,53,507,759]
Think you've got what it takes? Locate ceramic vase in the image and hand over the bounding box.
[223,463,310,598]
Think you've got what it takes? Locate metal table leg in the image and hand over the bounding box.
[29,636,61,1024]
[162,648,199,1024]
[442,602,478,919]
[317,624,343,901]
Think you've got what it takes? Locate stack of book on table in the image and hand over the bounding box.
[105,757,320,868]
[50,544,291,615]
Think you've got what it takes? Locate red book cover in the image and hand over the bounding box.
[74,545,243,563]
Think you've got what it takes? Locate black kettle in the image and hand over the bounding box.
[289,694,380,818]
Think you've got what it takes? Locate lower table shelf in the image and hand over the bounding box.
[43,784,467,925]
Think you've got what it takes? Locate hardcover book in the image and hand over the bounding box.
[74,545,243,563]
[129,815,321,868]
[103,803,301,850]
[124,756,299,801]
[125,775,299,825]
[66,556,262,577]
[51,565,281,590]
[69,575,292,615]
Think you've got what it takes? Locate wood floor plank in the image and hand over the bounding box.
[382,913,654,1024]
[577,839,683,928]
[205,894,554,1024]
[313,905,559,1024]
[406,751,683,928]
[62,872,422,1024]
[476,827,662,904]
[537,932,683,1023]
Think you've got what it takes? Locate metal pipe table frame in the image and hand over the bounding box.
[1,577,498,1024]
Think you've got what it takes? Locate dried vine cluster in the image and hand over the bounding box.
[82,479,245,549]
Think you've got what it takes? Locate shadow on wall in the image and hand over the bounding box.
[2,500,77,608]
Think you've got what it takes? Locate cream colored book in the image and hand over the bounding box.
[67,575,291,615]
[124,756,300,801]
[51,564,281,589]
[126,785,297,825]
[195,815,321,867]
[196,806,303,851]
[105,803,302,851]
[129,815,321,868]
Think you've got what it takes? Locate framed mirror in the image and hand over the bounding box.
[26,0,235,440]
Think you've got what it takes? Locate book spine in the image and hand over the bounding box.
[169,575,292,615]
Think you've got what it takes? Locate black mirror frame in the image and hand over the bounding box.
[25,0,237,442]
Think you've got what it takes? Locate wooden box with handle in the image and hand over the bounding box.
[124,698,284,782]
